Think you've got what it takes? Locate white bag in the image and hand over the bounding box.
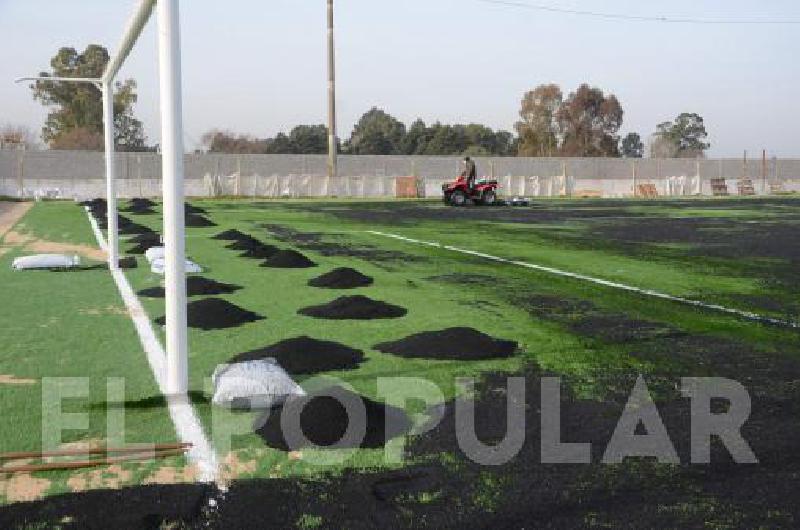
[145,246,165,263]
[211,359,305,409]
[12,254,80,270]
[150,257,202,275]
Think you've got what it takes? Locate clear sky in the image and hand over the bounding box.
[1,0,798,156]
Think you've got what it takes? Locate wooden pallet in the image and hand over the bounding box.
[395,176,420,198]
[737,179,756,196]
[710,178,729,196]
[635,184,659,198]
[575,189,603,198]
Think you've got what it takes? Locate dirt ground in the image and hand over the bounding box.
[0,202,32,238]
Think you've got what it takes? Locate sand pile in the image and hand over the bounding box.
[261,250,316,269]
[308,268,374,289]
[374,327,517,360]
[298,295,406,320]
[155,298,264,330]
[138,277,242,298]
[254,386,411,450]
[230,336,365,375]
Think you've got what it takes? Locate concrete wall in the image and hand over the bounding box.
[2,150,799,199]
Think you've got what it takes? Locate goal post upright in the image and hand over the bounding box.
[156,0,189,395]
[101,0,157,270]
[101,81,119,269]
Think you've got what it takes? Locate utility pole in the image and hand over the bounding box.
[326,0,337,194]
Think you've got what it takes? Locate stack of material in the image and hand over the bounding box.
[636,184,659,198]
[710,178,729,196]
[144,246,202,275]
[211,359,305,410]
[12,254,80,270]
[737,179,756,196]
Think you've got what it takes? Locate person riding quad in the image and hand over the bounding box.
[460,157,477,193]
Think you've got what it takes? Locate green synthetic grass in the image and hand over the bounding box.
[0,202,181,501]
[3,197,799,498]
[117,198,799,477]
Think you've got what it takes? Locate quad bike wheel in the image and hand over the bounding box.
[449,190,468,206]
[481,190,497,206]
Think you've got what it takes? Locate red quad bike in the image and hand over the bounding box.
[442,176,499,206]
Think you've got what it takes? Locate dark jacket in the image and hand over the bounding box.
[461,160,477,180]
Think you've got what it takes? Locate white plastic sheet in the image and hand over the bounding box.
[145,246,165,263]
[211,359,305,409]
[150,257,202,275]
[12,254,80,270]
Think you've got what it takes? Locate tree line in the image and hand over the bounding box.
[14,44,710,159]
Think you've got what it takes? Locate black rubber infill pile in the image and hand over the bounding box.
[298,295,406,320]
[254,386,411,450]
[374,327,518,360]
[127,232,161,254]
[139,277,243,298]
[308,267,374,289]
[155,298,264,330]
[125,198,156,215]
[213,229,251,241]
[261,250,316,269]
[219,233,279,259]
[186,214,216,227]
[229,336,365,375]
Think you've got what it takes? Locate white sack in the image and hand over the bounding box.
[145,246,165,263]
[12,254,80,270]
[212,359,305,409]
[150,257,202,275]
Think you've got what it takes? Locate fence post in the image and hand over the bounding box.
[236,156,242,197]
[631,160,637,197]
[16,151,24,198]
[137,155,143,197]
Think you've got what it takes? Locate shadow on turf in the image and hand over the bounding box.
[87,391,210,411]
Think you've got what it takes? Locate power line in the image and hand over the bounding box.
[476,0,800,25]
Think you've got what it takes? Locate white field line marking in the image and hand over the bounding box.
[368,230,799,329]
[85,208,219,482]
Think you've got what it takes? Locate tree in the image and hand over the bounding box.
[515,84,562,157]
[288,125,328,154]
[401,119,431,155]
[555,84,623,157]
[620,132,644,158]
[345,108,406,155]
[201,130,267,153]
[0,124,40,150]
[30,45,149,151]
[650,113,710,158]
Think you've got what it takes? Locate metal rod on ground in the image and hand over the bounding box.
[326,0,338,196]
[157,0,189,395]
[0,442,191,461]
[102,80,119,269]
[0,448,187,474]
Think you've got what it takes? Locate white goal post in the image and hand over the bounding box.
[105,0,188,395]
[15,0,189,394]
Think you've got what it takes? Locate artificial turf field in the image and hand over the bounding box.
[1,196,800,528]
